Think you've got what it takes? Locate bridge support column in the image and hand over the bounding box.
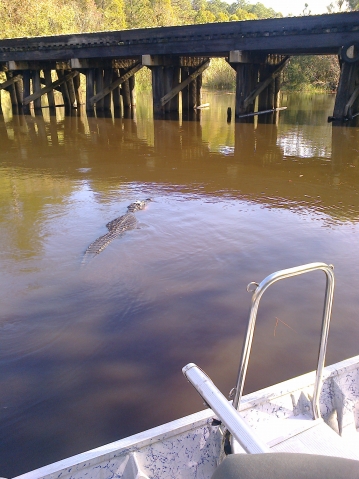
[143,55,208,119]
[129,75,136,107]
[181,59,206,113]
[43,70,56,110]
[4,61,84,114]
[74,58,140,116]
[229,52,289,122]
[121,71,132,110]
[103,68,113,112]
[229,51,261,122]
[95,68,104,112]
[112,69,122,117]
[32,71,43,112]
[86,68,95,114]
[332,45,359,124]
[143,55,180,118]
[22,70,31,114]
[5,72,19,109]
[258,55,286,124]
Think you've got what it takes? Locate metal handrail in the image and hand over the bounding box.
[182,363,270,454]
[232,262,335,420]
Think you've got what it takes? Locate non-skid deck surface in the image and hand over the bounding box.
[271,421,359,459]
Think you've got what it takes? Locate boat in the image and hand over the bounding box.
[11,262,359,479]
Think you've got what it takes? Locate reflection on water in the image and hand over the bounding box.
[1,92,359,476]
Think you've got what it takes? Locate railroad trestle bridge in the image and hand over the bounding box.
[0,12,359,123]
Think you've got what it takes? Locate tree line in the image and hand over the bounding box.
[0,0,282,37]
[0,0,357,91]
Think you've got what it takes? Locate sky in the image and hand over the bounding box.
[254,0,331,16]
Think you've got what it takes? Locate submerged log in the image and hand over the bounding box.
[236,106,287,119]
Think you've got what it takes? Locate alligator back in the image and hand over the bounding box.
[85,213,137,256]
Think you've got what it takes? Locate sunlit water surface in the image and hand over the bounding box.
[1,91,359,475]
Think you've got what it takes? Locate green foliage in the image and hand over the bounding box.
[125,0,154,28]
[0,0,283,37]
[202,58,236,89]
[326,0,359,11]
[102,0,127,30]
[232,8,257,20]
[282,56,340,92]
[150,0,176,26]
[348,0,359,9]
[0,0,103,37]
[194,8,216,23]
[233,0,282,18]
[245,2,282,18]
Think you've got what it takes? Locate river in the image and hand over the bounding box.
[1,91,359,476]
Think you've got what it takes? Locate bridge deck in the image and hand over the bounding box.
[0,12,358,62]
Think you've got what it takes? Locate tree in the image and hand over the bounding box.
[326,0,359,10]
[348,0,359,9]
[150,0,176,26]
[194,7,216,23]
[233,8,257,19]
[125,0,154,28]
[102,0,127,30]
[245,2,282,18]
[283,55,340,92]
[172,0,196,25]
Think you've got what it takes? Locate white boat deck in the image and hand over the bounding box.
[271,419,359,459]
[237,413,359,460]
[11,355,359,479]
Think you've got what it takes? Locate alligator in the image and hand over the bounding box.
[84,199,151,257]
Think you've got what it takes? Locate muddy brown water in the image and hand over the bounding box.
[1,91,359,476]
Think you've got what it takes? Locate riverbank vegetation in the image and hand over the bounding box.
[0,0,356,92]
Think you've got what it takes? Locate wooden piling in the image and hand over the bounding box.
[112,69,122,116]
[14,75,24,106]
[31,70,42,110]
[151,66,164,116]
[122,78,131,109]
[163,67,180,112]
[181,68,189,111]
[66,75,77,107]
[103,68,112,111]
[57,70,71,111]
[95,68,104,111]
[43,70,55,108]
[274,74,281,109]
[258,64,270,112]
[188,67,197,109]
[73,72,82,107]
[196,74,202,107]
[129,74,136,107]
[86,69,95,112]
[333,60,359,122]
[234,63,259,120]
[22,70,31,114]
[5,72,18,107]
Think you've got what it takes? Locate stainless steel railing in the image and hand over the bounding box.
[232,262,335,420]
[182,363,270,454]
